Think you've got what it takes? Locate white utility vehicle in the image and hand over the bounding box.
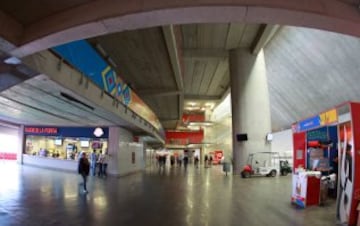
[241,152,280,178]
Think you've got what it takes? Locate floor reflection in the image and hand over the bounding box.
[0,162,337,226]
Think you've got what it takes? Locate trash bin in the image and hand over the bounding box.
[223,162,231,176]
[319,180,328,206]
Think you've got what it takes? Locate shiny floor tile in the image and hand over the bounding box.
[0,162,337,226]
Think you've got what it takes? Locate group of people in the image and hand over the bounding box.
[89,149,109,177]
[156,154,211,170]
[77,149,110,193]
[204,154,213,168]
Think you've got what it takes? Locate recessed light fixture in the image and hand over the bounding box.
[4,56,21,65]
[94,127,104,137]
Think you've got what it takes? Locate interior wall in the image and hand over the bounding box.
[108,126,144,176]
[118,142,144,175]
[0,125,20,160]
[271,129,293,164]
[205,115,232,161]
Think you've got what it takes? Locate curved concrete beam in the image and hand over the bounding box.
[4,0,360,57]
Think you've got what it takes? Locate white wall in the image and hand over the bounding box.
[206,93,294,165]
[118,142,144,175]
[23,154,78,172]
[108,126,144,177]
[271,129,293,164]
[204,116,233,160]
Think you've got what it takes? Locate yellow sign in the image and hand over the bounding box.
[320,109,338,125]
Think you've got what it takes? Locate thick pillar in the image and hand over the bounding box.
[229,49,271,174]
[108,126,145,176]
[17,125,24,164]
[108,126,120,176]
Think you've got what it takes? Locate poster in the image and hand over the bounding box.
[337,122,353,224]
[213,150,223,164]
[292,172,307,208]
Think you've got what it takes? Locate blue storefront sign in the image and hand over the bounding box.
[298,116,321,132]
[24,126,108,139]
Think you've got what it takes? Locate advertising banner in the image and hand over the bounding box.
[213,150,223,164]
[337,122,353,224]
[320,108,337,125]
[292,172,307,208]
[52,40,162,131]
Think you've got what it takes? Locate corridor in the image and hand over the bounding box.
[0,162,336,226]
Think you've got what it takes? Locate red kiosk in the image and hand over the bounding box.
[292,102,360,226]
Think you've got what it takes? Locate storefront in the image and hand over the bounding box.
[23,126,108,171]
[0,125,20,160]
[292,102,360,226]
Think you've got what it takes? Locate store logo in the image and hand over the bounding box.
[25,127,58,134]
[93,127,104,137]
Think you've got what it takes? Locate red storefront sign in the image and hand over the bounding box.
[24,127,58,135]
[213,150,223,164]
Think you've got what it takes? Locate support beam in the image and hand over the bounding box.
[184,94,221,100]
[251,24,281,55]
[162,25,184,121]
[22,50,165,143]
[183,48,228,60]
[0,10,23,51]
[138,89,181,97]
[225,23,246,50]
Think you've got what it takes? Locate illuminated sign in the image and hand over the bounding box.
[24,127,58,134]
[320,109,338,125]
[93,127,104,137]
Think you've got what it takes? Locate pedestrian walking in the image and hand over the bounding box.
[78,152,90,193]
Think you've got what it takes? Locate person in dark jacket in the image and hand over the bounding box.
[78,152,90,193]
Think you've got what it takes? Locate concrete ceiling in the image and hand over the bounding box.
[0,72,146,133]
[1,0,360,136]
[88,27,179,129]
[265,26,360,131]
[86,23,265,130]
[0,0,92,26]
[3,22,358,134]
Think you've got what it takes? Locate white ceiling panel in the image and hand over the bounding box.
[265,26,360,131]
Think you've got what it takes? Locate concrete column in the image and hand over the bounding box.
[108,126,120,176]
[139,137,148,168]
[229,49,271,174]
[17,125,24,165]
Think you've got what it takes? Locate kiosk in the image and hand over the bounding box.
[292,102,360,226]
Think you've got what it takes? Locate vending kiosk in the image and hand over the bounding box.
[292,102,360,226]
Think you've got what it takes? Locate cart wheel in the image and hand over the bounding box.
[281,170,288,176]
[270,170,277,177]
[242,171,250,178]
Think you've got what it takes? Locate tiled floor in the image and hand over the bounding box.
[0,161,338,226]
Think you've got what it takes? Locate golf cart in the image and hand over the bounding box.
[280,160,292,176]
[241,152,280,178]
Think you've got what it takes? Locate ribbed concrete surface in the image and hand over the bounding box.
[0,162,336,226]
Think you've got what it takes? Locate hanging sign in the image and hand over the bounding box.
[24,127,58,135]
[320,108,338,125]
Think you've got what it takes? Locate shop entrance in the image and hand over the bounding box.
[0,125,19,161]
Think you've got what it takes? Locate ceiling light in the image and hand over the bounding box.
[93,127,104,137]
[188,121,214,127]
[4,56,21,65]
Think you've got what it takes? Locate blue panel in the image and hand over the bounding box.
[58,127,109,138]
[25,127,109,138]
[328,126,338,171]
[52,40,108,90]
[307,127,328,141]
[298,116,321,132]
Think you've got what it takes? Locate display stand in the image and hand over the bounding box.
[292,171,321,208]
[292,102,360,226]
